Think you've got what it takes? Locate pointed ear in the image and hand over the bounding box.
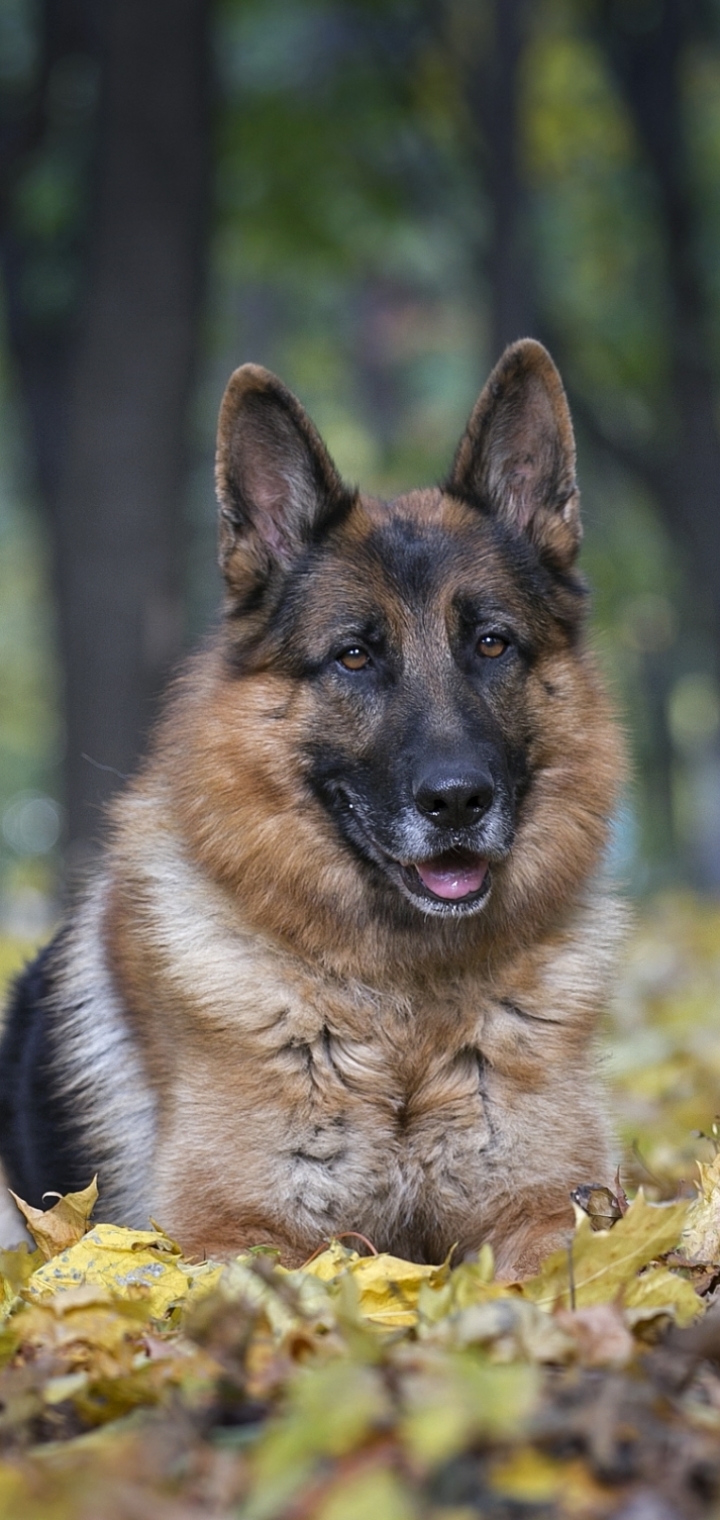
[446,340,581,569]
[215,365,352,593]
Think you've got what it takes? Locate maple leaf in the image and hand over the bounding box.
[26,1223,191,1318]
[521,1190,696,1316]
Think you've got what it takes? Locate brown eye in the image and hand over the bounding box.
[338,647,370,671]
[478,635,507,659]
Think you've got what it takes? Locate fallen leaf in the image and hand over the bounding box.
[432,1295,577,1364]
[417,1254,520,1332]
[221,1256,335,1339]
[314,1465,416,1520]
[245,1361,390,1520]
[13,1287,151,1377]
[25,1223,189,1318]
[571,1183,624,1231]
[623,1264,702,1327]
[522,1191,691,1312]
[300,1240,359,1281]
[0,1243,43,1326]
[400,1354,539,1466]
[683,1152,720,1262]
[490,1447,610,1508]
[555,1303,634,1367]
[9,1178,98,1261]
[348,1252,449,1327]
[299,1244,449,1327]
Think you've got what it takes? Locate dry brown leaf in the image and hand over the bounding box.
[9,1177,98,1261]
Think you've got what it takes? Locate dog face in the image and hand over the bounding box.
[165,340,620,966]
[259,495,559,920]
[215,340,587,903]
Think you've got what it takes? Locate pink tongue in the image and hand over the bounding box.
[416,855,488,901]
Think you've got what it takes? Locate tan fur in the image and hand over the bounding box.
[45,341,626,1276]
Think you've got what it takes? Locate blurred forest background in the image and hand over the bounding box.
[1,0,720,941]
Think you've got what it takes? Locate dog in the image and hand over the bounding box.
[0,339,625,1276]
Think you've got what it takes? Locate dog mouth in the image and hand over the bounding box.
[399,848,491,912]
[323,785,496,916]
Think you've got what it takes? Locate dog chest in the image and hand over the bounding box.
[119,873,613,1259]
[160,978,499,1251]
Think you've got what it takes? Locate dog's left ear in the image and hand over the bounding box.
[446,339,580,570]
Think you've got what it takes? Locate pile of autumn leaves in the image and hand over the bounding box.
[0,895,719,1519]
[2,1172,720,1519]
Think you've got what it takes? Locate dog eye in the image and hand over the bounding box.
[477,635,507,659]
[338,646,371,671]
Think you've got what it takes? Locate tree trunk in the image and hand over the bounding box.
[0,0,99,517]
[52,0,210,862]
[461,0,534,356]
[596,0,720,658]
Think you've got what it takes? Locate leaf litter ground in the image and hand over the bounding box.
[0,893,719,1518]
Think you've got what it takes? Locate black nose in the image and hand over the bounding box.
[413,765,495,828]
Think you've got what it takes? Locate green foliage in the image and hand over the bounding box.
[215,0,426,278]
[4,0,720,900]
[524,6,668,410]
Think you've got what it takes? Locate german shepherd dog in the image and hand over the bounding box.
[0,340,625,1275]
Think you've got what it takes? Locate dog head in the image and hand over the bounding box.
[172,342,622,964]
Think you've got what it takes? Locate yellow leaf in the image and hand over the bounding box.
[180,1258,226,1309]
[521,1191,690,1311]
[0,1243,44,1324]
[25,1223,190,1318]
[0,1464,27,1518]
[301,1241,359,1281]
[217,1257,333,1340]
[623,1264,702,1327]
[421,1296,577,1364]
[418,1256,521,1329]
[301,1245,448,1327]
[315,1467,416,1520]
[349,1253,448,1327]
[10,1178,98,1261]
[490,1447,608,1508]
[490,1446,566,1502]
[246,1362,390,1520]
[42,1371,89,1406]
[683,1152,720,1262]
[14,1288,150,1369]
[401,1355,539,1466]
[0,1243,43,1291]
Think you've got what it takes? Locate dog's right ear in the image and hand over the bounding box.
[216,365,353,596]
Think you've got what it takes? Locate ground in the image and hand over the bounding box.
[0,893,718,1519]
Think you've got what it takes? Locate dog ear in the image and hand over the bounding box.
[446,339,581,569]
[215,365,352,589]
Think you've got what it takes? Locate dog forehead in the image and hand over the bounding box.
[320,488,510,608]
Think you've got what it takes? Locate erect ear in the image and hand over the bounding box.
[215,365,353,592]
[445,340,581,570]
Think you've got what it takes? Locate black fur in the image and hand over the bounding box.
[0,936,91,1209]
